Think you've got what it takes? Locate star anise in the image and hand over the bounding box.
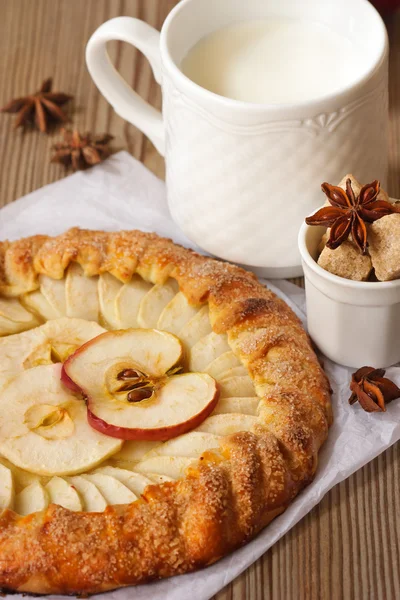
[305,179,399,254]
[51,129,114,171]
[349,366,400,412]
[0,78,73,133]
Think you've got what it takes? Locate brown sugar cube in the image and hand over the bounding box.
[337,173,389,202]
[318,241,372,281]
[337,173,362,196]
[369,214,400,281]
[379,188,390,203]
[322,174,360,207]
[318,232,328,254]
[322,174,390,207]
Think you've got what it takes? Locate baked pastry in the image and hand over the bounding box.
[0,228,332,595]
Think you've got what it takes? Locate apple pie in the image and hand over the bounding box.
[0,228,332,595]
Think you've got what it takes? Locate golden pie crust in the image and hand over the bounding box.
[0,228,332,595]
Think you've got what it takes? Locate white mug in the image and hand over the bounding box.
[86,0,388,278]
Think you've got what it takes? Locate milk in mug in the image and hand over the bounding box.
[181,18,363,104]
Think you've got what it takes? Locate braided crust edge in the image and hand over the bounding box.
[0,229,332,595]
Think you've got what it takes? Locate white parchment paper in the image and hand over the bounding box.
[1,152,399,600]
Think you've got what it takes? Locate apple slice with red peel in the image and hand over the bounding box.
[85,372,218,441]
[61,367,82,394]
[63,328,183,381]
[63,328,219,441]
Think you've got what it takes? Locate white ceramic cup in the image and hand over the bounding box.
[298,221,400,369]
[86,0,388,279]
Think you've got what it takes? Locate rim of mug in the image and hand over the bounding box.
[159,0,388,113]
[298,219,400,292]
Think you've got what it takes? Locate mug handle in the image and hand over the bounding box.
[85,17,165,156]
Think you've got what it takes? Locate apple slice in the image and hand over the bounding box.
[189,332,231,372]
[157,292,199,335]
[211,397,260,416]
[39,274,67,316]
[178,306,212,349]
[115,276,152,328]
[63,328,219,441]
[219,366,248,379]
[0,463,14,509]
[98,273,123,329]
[22,342,52,370]
[87,372,218,441]
[195,414,258,435]
[46,476,82,511]
[0,298,39,335]
[137,280,179,328]
[0,317,106,392]
[94,466,153,496]
[134,456,195,479]
[0,457,40,491]
[0,298,38,324]
[204,351,242,379]
[219,375,255,398]
[0,327,49,390]
[83,473,137,505]
[44,317,106,362]
[14,481,49,516]
[22,290,60,321]
[67,475,108,512]
[64,328,183,380]
[146,473,175,484]
[65,263,99,321]
[142,431,221,459]
[0,364,122,476]
[112,440,162,464]
[0,318,106,392]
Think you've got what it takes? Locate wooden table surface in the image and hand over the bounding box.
[0,1,399,599]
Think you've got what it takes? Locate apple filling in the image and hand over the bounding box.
[0,268,260,516]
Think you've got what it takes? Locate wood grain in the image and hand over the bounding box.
[0,2,399,599]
